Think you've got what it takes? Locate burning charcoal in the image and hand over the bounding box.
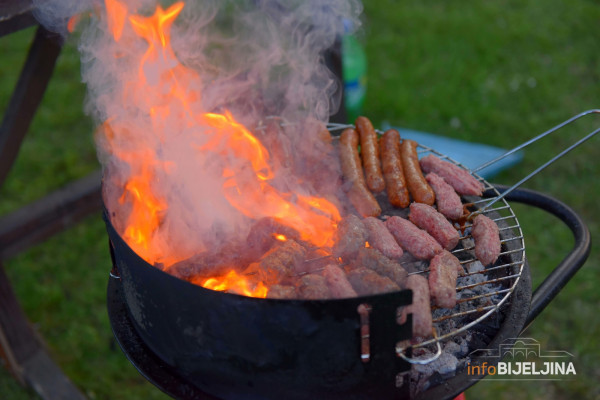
[332,214,368,259]
[267,284,297,300]
[399,274,433,338]
[323,264,357,298]
[355,247,408,288]
[362,216,404,259]
[251,239,307,285]
[246,217,301,260]
[346,267,400,296]
[296,274,330,300]
[428,250,461,308]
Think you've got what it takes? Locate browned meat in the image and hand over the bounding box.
[246,217,301,259]
[296,274,330,299]
[426,172,463,220]
[380,129,410,208]
[332,214,369,259]
[362,216,404,259]
[409,203,460,251]
[420,154,484,196]
[323,264,357,298]
[400,139,435,205]
[428,250,461,308]
[249,239,307,285]
[356,247,408,288]
[472,214,501,266]
[168,241,252,281]
[399,274,432,338]
[356,116,385,193]
[384,216,442,260]
[267,285,297,299]
[339,128,381,217]
[346,267,400,296]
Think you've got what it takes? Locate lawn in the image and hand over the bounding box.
[1,0,599,399]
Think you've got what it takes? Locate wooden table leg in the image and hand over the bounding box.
[0,262,87,400]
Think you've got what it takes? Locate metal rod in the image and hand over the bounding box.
[472,109,600,173]
[479,125,600,212]
[470,110,600,213]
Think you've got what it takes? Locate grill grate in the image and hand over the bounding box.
[255,110,599,362]
[396,144,525,355]
[318,122,528,358]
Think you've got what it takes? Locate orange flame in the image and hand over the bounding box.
[199,271,268,298]
[102,2,341,296]
[67,14,81,33]
[105,0,128,41]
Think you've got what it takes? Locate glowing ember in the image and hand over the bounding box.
[198,271,268,298]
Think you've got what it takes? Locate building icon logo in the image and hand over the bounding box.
[468,338,576,380]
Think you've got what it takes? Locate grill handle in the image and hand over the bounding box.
[491,185,591,328]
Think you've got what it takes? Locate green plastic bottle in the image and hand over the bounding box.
[342,30,367,123]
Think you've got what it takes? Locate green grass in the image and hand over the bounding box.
[2,1,600,399]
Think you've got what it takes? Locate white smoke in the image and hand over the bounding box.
[33,0,363,267]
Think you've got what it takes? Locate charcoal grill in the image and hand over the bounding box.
[105,112,594,399]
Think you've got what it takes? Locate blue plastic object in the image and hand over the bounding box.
[382,125,523,179]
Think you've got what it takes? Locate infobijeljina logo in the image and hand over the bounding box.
[468,338,576,381]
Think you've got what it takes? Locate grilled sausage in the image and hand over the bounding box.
[248,239,307,285]
[346,267,400,296]
[267,284,297,299]
[385,216,442,260]
[409,203,460,251]
[246,217,301,260]
[296,274,331,299]
[399,274,432,338]
[323,264,358,298]
[332,214,369,259]
[426,173,463,220]
[400,139,435,205]
[362,216,404,259]
[339,128,382,217]
[355,247,408,288]
[356,116,385,193]
[420,154,484,196]
[380,129,410,208]
[471,214,501,266]
[428,250,462,308]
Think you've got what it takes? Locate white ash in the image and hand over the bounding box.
[407,335,472,396]
[407,256,506,396]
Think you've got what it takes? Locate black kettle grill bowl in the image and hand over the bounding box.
[106,186,590,400]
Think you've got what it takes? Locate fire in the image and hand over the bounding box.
[198,271,268,298]
[105,0,128,41]
[100,1,341,296]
